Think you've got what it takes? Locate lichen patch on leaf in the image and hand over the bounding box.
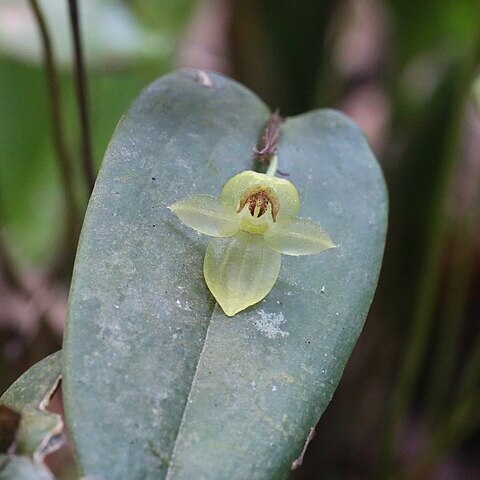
[254,310,290,339]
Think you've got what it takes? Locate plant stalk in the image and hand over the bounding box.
[67,0,96,194]
[380,24,480,478]
[0,233,23,294]
[266,155,278,176]
[28,0,79,230]
[425,192,480,422]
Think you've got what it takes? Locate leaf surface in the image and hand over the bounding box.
[63,70,387,479]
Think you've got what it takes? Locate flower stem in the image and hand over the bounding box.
[266,155,278,176]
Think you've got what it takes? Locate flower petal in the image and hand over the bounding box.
[220,170,300,220]
[169,195,240,237]
[204,231,281,316]
[265,218,336,256]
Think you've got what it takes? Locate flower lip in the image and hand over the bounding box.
[237,185,279,222]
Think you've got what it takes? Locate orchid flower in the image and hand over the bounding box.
[169,161,335,316]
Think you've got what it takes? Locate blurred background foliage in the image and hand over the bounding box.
[0,0,480,479]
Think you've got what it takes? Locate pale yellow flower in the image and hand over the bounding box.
[169,170,335,316]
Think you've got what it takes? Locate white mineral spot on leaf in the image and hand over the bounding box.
[254,310,289,339]
[300,363,314,374]
[272,385,277,392]
[175,298,192,311]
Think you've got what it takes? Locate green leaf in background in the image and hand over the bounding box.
[62,70,387,479]
[0,58,63,264]
[1,351,62,444]
[387,0,479,67]
[0,351,62,480]
[0,58,158,265]
[0,0,196,265]
[0,0,169,70]
[0,456,54,480]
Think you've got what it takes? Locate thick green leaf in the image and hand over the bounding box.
[0,352,62,479]
[0,456,54,480]
[63,70,387,479]
[1,351,62,412]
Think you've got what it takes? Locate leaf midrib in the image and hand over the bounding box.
[164,304,219,479]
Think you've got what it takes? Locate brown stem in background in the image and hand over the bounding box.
[254,110,283,162]
[254,110,289,175]
[67,0,96,194]
[28,0,79,231]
